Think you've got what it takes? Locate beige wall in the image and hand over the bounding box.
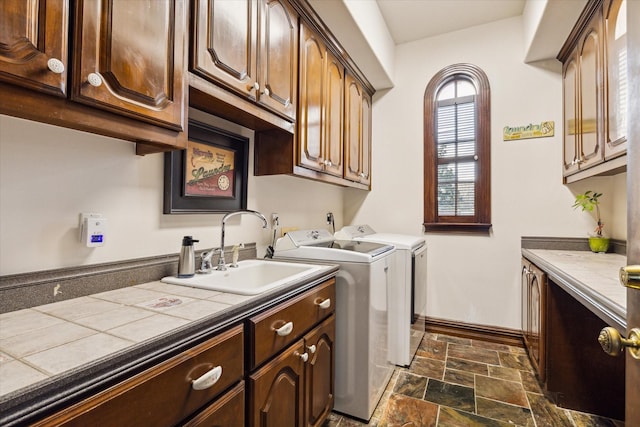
[345,16,627,330]
[0,112,344,275]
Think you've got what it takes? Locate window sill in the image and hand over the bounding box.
[423,223,492,234]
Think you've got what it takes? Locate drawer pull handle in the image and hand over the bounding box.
[274,321,294,336]
[192,365,222,391]
[307,344,316,354]
[295,351,309,362]
[316,298,331,309]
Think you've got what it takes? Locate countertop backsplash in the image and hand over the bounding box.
[0,243,257,314]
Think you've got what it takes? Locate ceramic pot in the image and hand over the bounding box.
[589,236,610,253]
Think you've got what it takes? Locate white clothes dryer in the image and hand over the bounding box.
[335,224,427,367]
[273,229,395,422]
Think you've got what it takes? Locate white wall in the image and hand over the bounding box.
[0,112,343,275]
[345,16,627,330]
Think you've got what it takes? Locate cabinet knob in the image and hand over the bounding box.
[598,327,640,359]
[323,160,333,167]
[295,351,309,362]
[248,81,259,92]
[47,58,65,74]
[191,365,223,390]
[274,321,294,336]
[306,344,316,354]
[263,87,270,96]
[87,73,103,87]
[359,172,369,179]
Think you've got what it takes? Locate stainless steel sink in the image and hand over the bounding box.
[161,259,324,295]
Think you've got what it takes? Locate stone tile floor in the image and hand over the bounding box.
[324,332,625,427]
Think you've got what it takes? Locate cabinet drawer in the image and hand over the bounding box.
[248,279,335,369]
[34,324,244,427]
[181,381,245,427]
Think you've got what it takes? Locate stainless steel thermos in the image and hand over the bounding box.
[177,236,199,277]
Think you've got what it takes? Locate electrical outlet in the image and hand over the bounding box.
[281,226,298,237]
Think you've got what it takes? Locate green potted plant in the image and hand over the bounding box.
[573,190,610,253]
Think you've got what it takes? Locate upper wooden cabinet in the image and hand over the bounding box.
[344,73,372,187]
[73,0,186,131]
[559,0,627,182]
[298,23,343,178]
[561,8,604,177]
[603,0,627,160]
[192,0,298,120]
[0,0,188,154]
[0,0,69,97]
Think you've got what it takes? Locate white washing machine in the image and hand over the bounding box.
[335,225,427,367]
[273,229,395,422]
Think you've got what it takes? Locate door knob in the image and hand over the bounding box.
[620,265,640,290]
[598,327,640,359]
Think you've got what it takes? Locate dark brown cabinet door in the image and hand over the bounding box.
[577,12,604,170]
[182,382,245,427]
[192,0,258,100]
[298,22,344,178]
[0,0,69,96]
[604,0,628,160]
[258,0,298,119]
[344,73,371,186]
[304,315,335,427]
[249,341,305,427]
[521,258,546,382]
[298,23,326,173]
[72,0,186,131]
[323,51,344,178]
[562,56,580,176]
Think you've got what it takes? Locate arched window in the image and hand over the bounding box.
[423,63,491,232]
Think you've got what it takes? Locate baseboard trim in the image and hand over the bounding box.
[424,316,524,348]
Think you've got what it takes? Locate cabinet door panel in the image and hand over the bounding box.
[578,23,604,169]
[324,52,344,178]
[604,0,627,159]
[563,58,579,176]
[249,342,305,427]
[360,93,372,186]
[192,0,257,99]
[344,74,371,186]
[305,315,335,427]
[298,24,325,171]
[259,0,297,119]
[182,382,245,427]
[0,0,69,96]
[73,0,185,130]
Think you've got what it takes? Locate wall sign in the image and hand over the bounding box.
[164,120,248,214]
[503,121,555,141]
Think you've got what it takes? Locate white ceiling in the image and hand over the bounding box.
[376,0,527,44]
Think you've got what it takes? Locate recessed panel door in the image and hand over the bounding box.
[0,0,69,96]
[73,0,186,130]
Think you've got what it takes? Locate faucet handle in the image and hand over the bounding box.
[230,244,245,268]
[198,249,217,274]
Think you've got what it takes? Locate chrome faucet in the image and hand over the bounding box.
[200,210,268,273]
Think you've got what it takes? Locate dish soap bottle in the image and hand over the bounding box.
[178,236,199,277]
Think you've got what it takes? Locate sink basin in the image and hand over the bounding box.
[161,259,325,295]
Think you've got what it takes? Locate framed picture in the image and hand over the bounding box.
[164,120,249,213]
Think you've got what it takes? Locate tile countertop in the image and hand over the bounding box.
[521,249,627,332]
[0,263,338,426]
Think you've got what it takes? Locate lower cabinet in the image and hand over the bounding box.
[182,382,245,427]
[32,325,244,427]
[248,315,335,427]
[521,257,546,382]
